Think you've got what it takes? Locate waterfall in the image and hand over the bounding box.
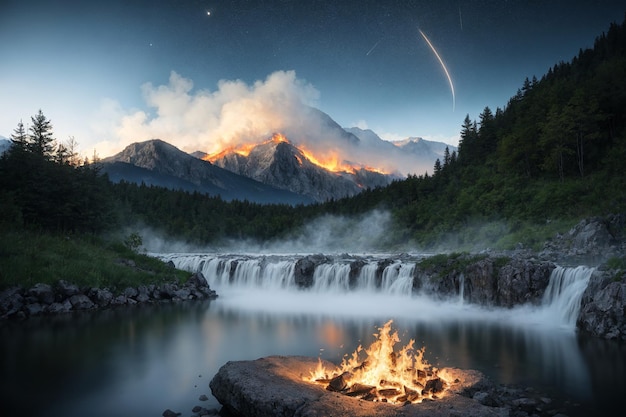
[384,263,415,294]
[312,263,351,292]
[541,266,594,327]
[458,273,465,304]
[357,262,378,291]
[155,253,418,295]
[154,254,595,327]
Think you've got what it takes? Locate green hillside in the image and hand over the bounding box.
[1,15,625,287]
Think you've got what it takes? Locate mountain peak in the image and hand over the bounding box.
[100,139,312,205]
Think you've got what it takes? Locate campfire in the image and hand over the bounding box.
[306,320,449,404]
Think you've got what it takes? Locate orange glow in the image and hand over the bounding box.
[298,145,357,174]
[307,320,448,404]
[203,132,389,175]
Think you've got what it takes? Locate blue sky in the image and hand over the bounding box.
[1,0,624,157]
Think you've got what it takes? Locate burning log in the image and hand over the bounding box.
[308,320,449,404]
[345,383,376,398]
[326,372,351,392]
[423,377,444,395]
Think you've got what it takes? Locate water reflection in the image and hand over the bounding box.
[0,296,624,417]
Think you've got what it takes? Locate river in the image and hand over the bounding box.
[1,253,625,416]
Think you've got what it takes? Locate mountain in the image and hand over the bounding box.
[208,134,394,202]
[0,137,10,155]
[100,139,313,205]
[344,128,455,175]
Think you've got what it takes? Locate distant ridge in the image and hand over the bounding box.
[101,139,313,205]
[208,135,394,202]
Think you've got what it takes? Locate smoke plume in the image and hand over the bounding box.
[95,70,321,157]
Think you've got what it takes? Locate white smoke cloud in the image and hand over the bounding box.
[93,70,321,157]
[90,70,440,175]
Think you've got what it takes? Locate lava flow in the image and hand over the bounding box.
[307,320,448,404]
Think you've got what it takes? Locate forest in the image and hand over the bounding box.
[1,14,625,253]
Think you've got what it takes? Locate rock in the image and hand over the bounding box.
[134,285,151,302]
[210,356,508,417]
[162,409,181,417]
[192,405,202,413]
[199,394,209,401]
[56,280,80,298]
[0,287,25,318]
[27,283,55,305]
[294,255,329,288]
[541,214,625,264]
[90,288,114,307]
[111,295,128,306]
[158,283,178,299]
[25,302,44,316]
[577,269,626,340]
[497,260,554,307]
[188,272,209,288]
[174,288,191,300]
[69,294,95,310]
[46,300,72,314]
[123,287,138,299]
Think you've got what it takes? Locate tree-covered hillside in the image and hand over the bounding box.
[1,15,625,252]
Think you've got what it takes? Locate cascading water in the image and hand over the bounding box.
[541,265,594,327]
[154,253,594,330]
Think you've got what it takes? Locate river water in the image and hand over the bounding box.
[1,254,625,416]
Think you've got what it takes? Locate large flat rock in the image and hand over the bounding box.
[209,355,508,417]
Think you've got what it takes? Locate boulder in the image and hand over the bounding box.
[209,356,508,417]
[46,299,73,314]
[497,260,554,307]
[577,269,626,340]
[69,294,95,310]
[27,283,55,305]
[56,280,80,298]
[89,288,114,307]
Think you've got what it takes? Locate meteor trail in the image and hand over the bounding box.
[418,29,456,112]
[366,39,382,56]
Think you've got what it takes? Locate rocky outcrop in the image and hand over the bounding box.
[212,138,394,203]
[209,356,567,417]
[577,268,626,340]
[0,272,217,320]
[541,214,626,264]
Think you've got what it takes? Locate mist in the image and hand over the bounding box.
[128,210,399,255]
[131,210,539,256]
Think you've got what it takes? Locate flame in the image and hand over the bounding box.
[203,132,390,175]
[307,320,448,404]
[298,145,358,174]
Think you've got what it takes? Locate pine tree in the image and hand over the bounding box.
[443,146,451,167]
[28,109,56,159]
[10,120,28,150]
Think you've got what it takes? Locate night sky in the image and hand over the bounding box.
[1,0,624,157]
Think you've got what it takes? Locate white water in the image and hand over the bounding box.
[155,253,594,332]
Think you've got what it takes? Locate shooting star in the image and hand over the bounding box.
[459,6,463,31]
[366,39,382,56]
[418,29,456,112]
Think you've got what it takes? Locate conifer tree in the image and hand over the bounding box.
[28,109,56,159]
[10,120,28,150]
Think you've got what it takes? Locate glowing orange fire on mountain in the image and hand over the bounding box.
[203,132,389,175]
[306,320,448,404]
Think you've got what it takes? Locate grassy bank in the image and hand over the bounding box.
[0,228,191,292]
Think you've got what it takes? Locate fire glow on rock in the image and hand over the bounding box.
[307,320,449,404]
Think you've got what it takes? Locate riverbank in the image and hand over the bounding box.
[0,271,217,319]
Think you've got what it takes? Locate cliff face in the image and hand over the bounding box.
[577,268,626,340]
[211,140,393,202]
